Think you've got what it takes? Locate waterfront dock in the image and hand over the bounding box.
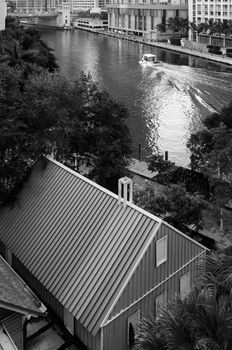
[127,158,158,179]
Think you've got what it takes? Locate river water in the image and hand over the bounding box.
[41,30,232,167]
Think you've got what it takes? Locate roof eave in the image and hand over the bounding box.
[0,300,46,317]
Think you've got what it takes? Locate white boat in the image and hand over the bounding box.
[139,53,161,66]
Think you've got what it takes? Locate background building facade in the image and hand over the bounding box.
[106,0,188,40]
[188,0,232,26]
[15,0,66,13]
[0,0,7,30]
[71,0,95,11]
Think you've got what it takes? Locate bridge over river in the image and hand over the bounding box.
[8,12,64,28]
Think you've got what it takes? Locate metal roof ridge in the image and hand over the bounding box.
[47,156,118,199]
[46,157,162,224]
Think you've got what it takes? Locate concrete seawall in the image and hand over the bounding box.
[89,29,232,67]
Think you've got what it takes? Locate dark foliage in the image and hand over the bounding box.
[0,17,58,74]
[0,66,132,204]
[136,246,232,350]
[187,102,232,209]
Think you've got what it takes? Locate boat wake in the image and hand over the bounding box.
[138,63,232,166]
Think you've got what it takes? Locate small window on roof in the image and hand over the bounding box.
[156,236,167,267]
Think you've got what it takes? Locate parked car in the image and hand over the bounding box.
[226,48,232,58]
[207,45,222,55]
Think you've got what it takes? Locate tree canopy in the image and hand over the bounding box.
[133,153,207,231]
[190,19,232,36]
[0,19,132,205]
[187,102,232,207]
[157,17,188,36]
[1,17,58,74]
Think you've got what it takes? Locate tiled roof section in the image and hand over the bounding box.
[0,158,160,335]
[0,257,43,315]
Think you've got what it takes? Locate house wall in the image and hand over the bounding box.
[75,319,101,350]
[103,259,202,350]
[109,223,205,317]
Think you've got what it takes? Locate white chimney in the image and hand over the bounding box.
[118,177,133,208]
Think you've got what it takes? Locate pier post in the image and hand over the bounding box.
[165,150,168,161]
[138,143,142,161]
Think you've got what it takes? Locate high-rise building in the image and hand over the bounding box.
[0,0,7,29]
[189,0,232,26]
[106,0,188,41]
[71,0,95,12]
[188,0,232,41]
[15,0,64,13]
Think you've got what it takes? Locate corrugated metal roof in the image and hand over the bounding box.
[0,158,161,335]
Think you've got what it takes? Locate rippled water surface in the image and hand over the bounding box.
[41,30,232,166]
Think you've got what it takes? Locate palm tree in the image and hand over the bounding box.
[198,246,232,300]
[0,39,41,79]
[136,246,232,350]
[135,316,166,350]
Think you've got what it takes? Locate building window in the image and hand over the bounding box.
[155,291,167,320]
[180,272,190,299]
[127,310,140,347]
[161,9,166,31]
[135,15,138,29]
[156,236,167,267]
[151,16,154,30]
[139,15,143,30]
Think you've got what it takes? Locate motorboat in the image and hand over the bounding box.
[139,53,161,66]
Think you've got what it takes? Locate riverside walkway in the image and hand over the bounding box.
[97,30,232,66]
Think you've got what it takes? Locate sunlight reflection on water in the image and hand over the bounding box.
[41,30,232,167]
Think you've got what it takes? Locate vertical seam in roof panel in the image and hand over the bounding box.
[45,192,115,291]
[0,163,61,252]
[12,164,69,258]
[51,196,117,296]
[60,204,132,306]
[68,209,142,314]
[30,180,99,277]
[23,173,85,270]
